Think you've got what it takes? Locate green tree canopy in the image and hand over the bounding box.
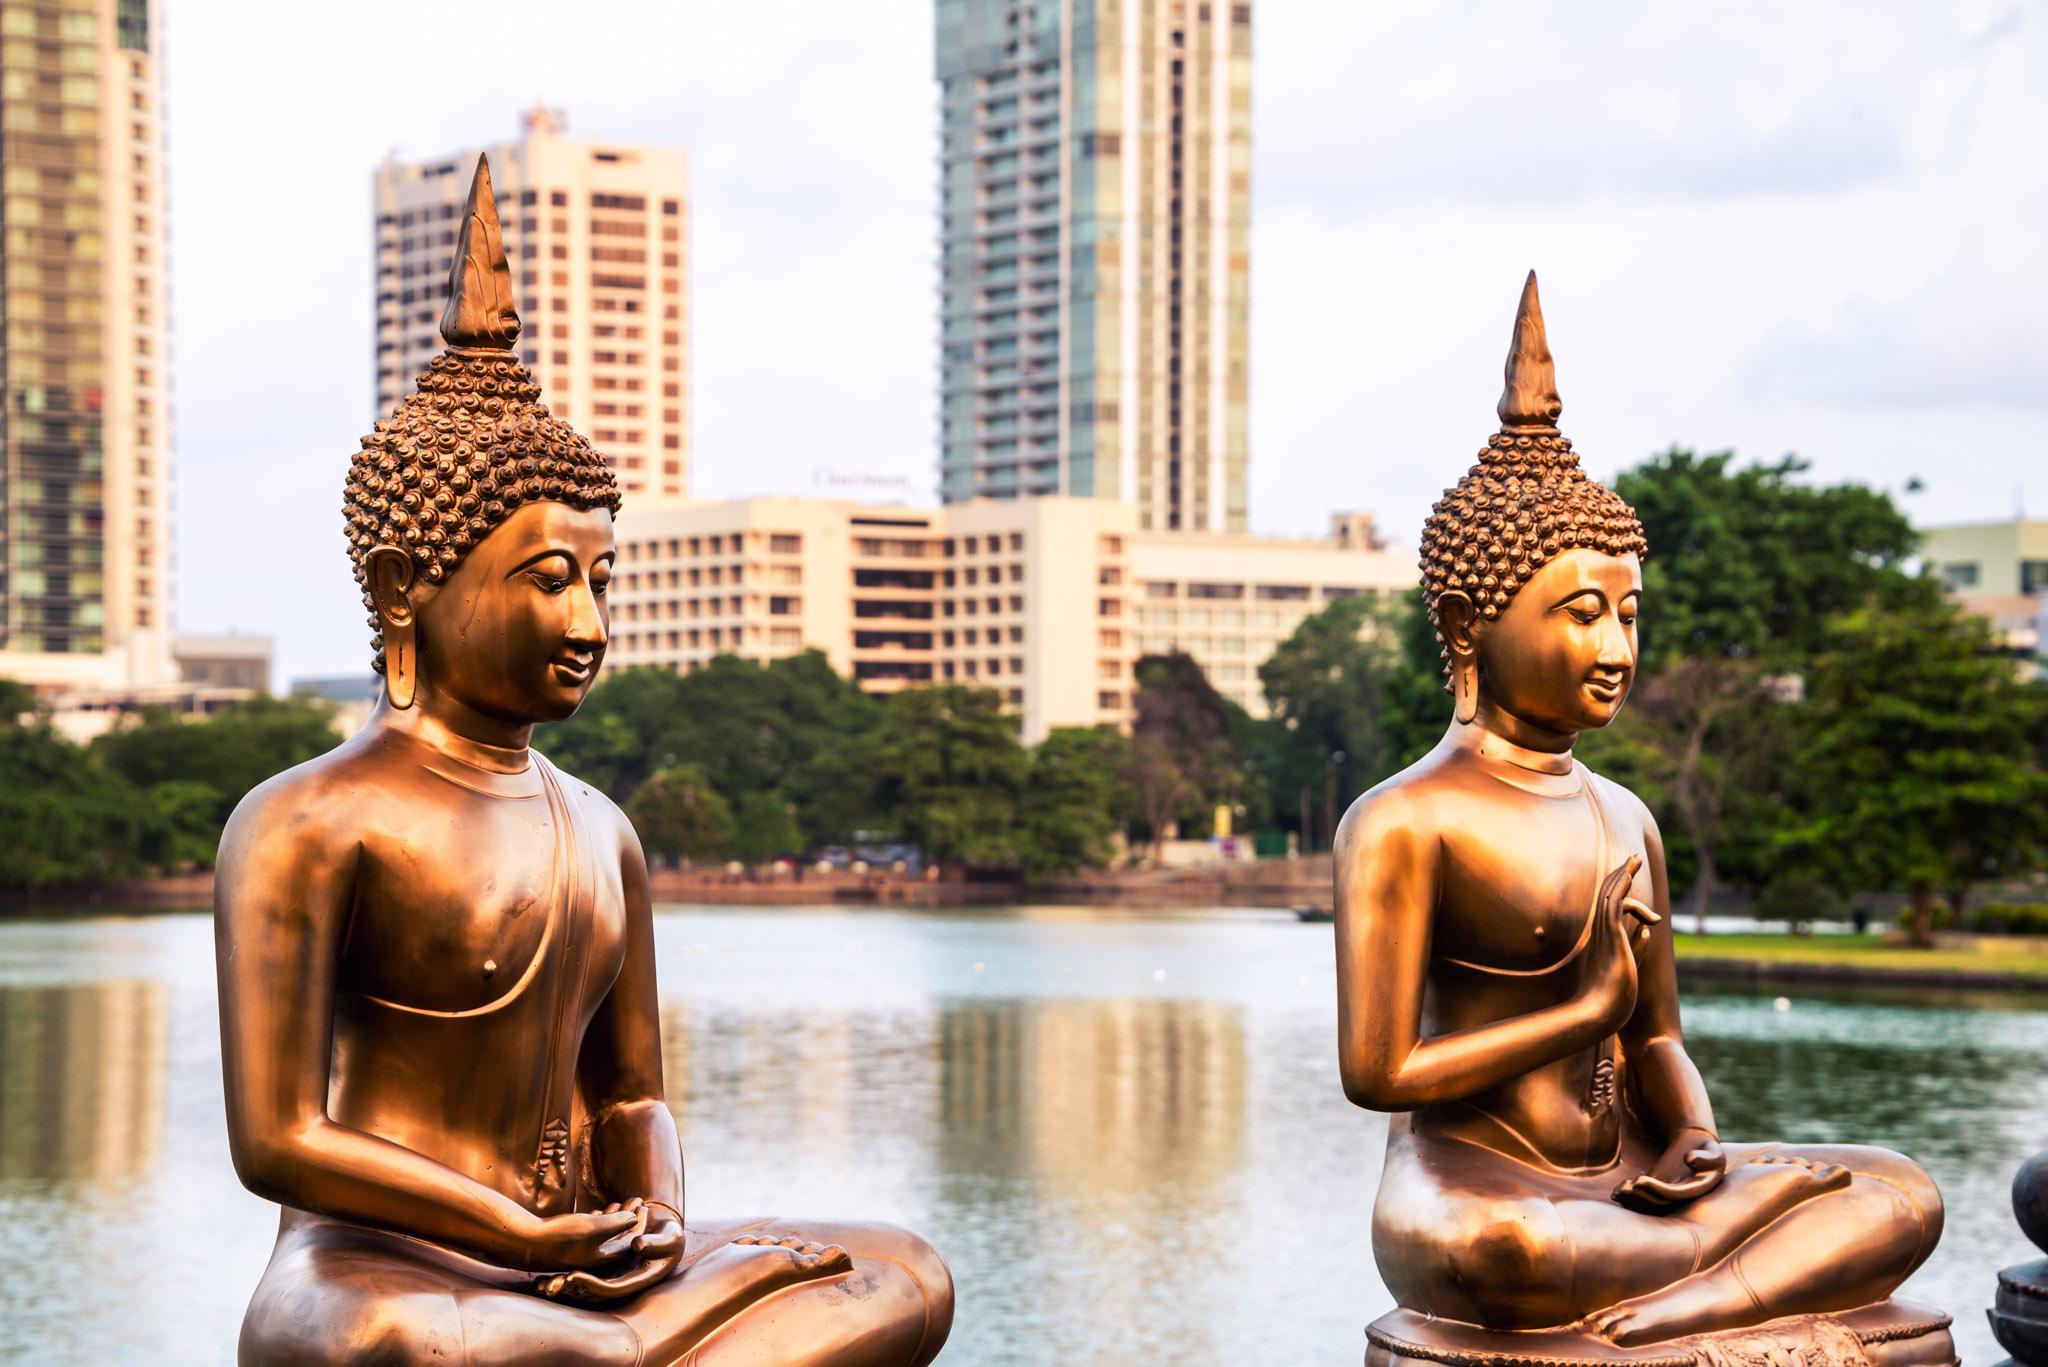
[1019,725,1131,877]
[542,651,884,850]
[870,684,1028,867]
[1615,450,1927,669]
[0,721,156,887]
[1777,594,2048,944]
[1255,590,1448,843]
[626,761,735,864]
[92,695,341,833]
[1126,651,1241,852]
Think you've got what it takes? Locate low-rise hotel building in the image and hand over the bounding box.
[609,497,1412,741]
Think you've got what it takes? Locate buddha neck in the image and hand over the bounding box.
[371,692,533,775]
[1449,703,1583,797]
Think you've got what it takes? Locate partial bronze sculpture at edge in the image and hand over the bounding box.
[214,156,953,1366]
[1335,273,1955,1367]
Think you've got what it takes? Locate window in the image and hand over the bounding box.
[1255,584,1312,601]
[2023,561,2048,594]
[1188,582,1245,600]
[1941,562,1981,590]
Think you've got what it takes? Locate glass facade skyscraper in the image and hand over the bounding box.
[0,0,172,690]
[936,0,1250,533]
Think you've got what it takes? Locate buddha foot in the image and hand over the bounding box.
[1990,1256,2048,1365]
[1366,1300,1956,1367]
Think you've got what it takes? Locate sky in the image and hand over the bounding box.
[162,0,2048,684]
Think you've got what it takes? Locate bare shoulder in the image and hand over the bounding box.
[217,730,392,864]
[1585,768,1662,846]
[1334,747,1460,863]
[535,750,642,865]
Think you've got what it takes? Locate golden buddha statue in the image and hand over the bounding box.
[214,157,952,1367]
[1338,275,1955,1365]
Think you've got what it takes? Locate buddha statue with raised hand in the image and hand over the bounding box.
[1338,275,1954,1365]
[215,157,952,1367]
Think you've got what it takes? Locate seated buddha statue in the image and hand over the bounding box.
[1337,275,1953,1365]
[214,157,952,1367]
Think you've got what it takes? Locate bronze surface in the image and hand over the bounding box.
[1336,274,1946,1358]
[215,155,952,1366]
[1990,1148,2048,1363]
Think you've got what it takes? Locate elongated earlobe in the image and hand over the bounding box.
[1453,657,1478,725]
[385,620,417,710]
[367,544,419,712]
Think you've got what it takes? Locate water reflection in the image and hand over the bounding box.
[938,997,1246,1189]
[0,979,165,1184]
[0,914,2043,1365]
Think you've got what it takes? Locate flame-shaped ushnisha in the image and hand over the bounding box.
[440,155,520,351]
[1418,271,1647,661]
[342,154,621,673]
[1496,270,1563,432]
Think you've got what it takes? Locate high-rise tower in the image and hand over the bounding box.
[935,0,1250,532]
[0,0,174,690]
[373,111,690,504]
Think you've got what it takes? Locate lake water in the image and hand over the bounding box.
[0,908,2041,1364]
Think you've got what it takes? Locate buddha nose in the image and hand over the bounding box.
[566,577,608,649]
[1596,611,1634,669]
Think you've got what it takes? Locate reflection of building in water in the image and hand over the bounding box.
[0,980,166,1182]
[941,997,1246,1192]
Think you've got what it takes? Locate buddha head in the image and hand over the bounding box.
[343,157,622,723]
[1419,273,1648,737]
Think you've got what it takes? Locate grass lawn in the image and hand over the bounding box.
[1672,931,2048,982]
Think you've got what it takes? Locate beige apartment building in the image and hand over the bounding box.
[0,0,174,692]
[373,109,689,502]
[1921,518,2048,597]
[1920,517,2048,666]
[610,496,1412,741]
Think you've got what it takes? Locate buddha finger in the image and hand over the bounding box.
[1621,897,1660,927]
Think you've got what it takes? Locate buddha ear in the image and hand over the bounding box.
[367,546,420,711]
[1437,590,1481,725]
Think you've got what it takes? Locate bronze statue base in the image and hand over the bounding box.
[1990,1257,2048,1365]
[1366,1301,1955,1367]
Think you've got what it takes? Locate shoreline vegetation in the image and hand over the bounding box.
[8,451,2045,947]
[13,868,2048,994]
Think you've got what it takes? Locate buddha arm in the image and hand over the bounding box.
[1618,810,1716,1141]
[215,785,558,1271]
[1336,789,1621,1111]
[580,817,684,1213]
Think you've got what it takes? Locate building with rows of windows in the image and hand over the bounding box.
[934,0,1252,532]
[0,0,174,692]
[372,108,690,503]
[609,496,1409,742]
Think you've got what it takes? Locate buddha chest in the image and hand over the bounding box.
[336,774,627,1017]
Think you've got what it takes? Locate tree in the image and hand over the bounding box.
[1780,596,2048,946]
[538,665,690,799]
[1582,658,1778,933]
[728,791,805,869]
[871,684,1027,868]
[92,696,341,851]
[541,651,885,849]
[1125,652,1241,858]
[1019,726,1130,877]
[0,722,155,886]
[1614,450,1925,669]
[1257,592,1426,846]
[626,762,734,865]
